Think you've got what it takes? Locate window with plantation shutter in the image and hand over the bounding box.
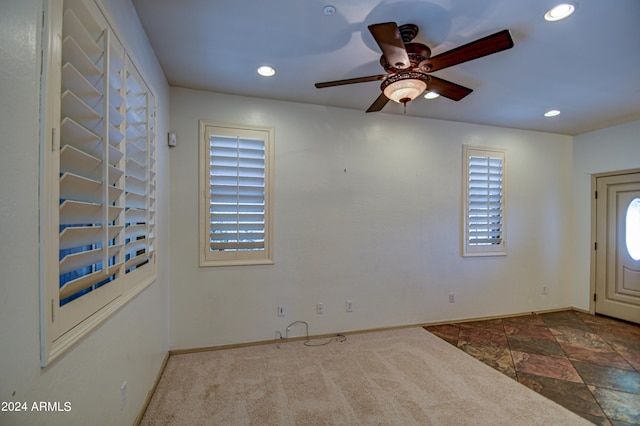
[462,145,506,256]
[200,121,274,266]
[40,0,157,365]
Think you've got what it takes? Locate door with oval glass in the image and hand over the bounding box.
[595,170,640,324]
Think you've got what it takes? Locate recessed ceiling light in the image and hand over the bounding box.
[257,66,276,77]
[323,5,336,16]
[544,3,576,21]
[424,91,440,99]
[544,109,561,117]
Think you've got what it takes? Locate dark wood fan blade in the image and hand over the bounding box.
[428,76,473,101]
[315,75,386,88]
[419,29,514,73]
[368,22,411,69]
[366,93,390,113]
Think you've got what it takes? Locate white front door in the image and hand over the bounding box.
[595,171,640,324]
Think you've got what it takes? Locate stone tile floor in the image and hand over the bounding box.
[424,310,640,425]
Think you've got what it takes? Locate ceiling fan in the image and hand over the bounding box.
[315,22,514,113]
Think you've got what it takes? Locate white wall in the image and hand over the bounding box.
[572,120,640,310]
[170,87,574,350]
[0,1,170,425]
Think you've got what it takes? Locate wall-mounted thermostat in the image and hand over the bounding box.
[168,132,177,147]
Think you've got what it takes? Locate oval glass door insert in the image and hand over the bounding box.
[627,198,640,261]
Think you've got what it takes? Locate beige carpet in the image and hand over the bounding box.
[141,328,590,425]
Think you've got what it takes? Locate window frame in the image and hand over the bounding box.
[461,145,507,257]
[40,0,157,366]
[199,121,274,267]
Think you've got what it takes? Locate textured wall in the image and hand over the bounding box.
[572,120,640,310]
[169,87,574,350]
[0,0,170,424]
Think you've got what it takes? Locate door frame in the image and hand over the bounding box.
[589,167,640,314]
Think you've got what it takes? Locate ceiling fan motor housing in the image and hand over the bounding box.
[381,43,431,73]
[398,24,419,42]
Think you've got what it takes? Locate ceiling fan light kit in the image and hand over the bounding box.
[382,72,429,104]
[315,21,514,113]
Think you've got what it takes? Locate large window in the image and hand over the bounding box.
[462,145,506,257]
[199,121,274,267]
[40,0,157,365]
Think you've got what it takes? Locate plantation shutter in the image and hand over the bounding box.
[58,0,126,305]
[209,135,266,251]
[43,0,158,362]
[200,122,274,266]
[124,65,156,273]
[463,146,506,256]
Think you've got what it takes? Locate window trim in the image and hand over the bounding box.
[40,0,157,366]
[461,145,507,257]
[199,121,274,267]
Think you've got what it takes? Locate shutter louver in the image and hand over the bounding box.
[467,153,505,249]
[209,136,266,252]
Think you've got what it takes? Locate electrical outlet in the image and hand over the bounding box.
[277,305,285,317]
[120,381,126,410]
[449,293,455,303]
[542,285,548,295]
[346,300,353,312]
[316,302,324,314]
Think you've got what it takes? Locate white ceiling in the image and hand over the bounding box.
[132,0,640,136]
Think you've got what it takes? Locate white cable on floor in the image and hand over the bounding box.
[275,320,346,348]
